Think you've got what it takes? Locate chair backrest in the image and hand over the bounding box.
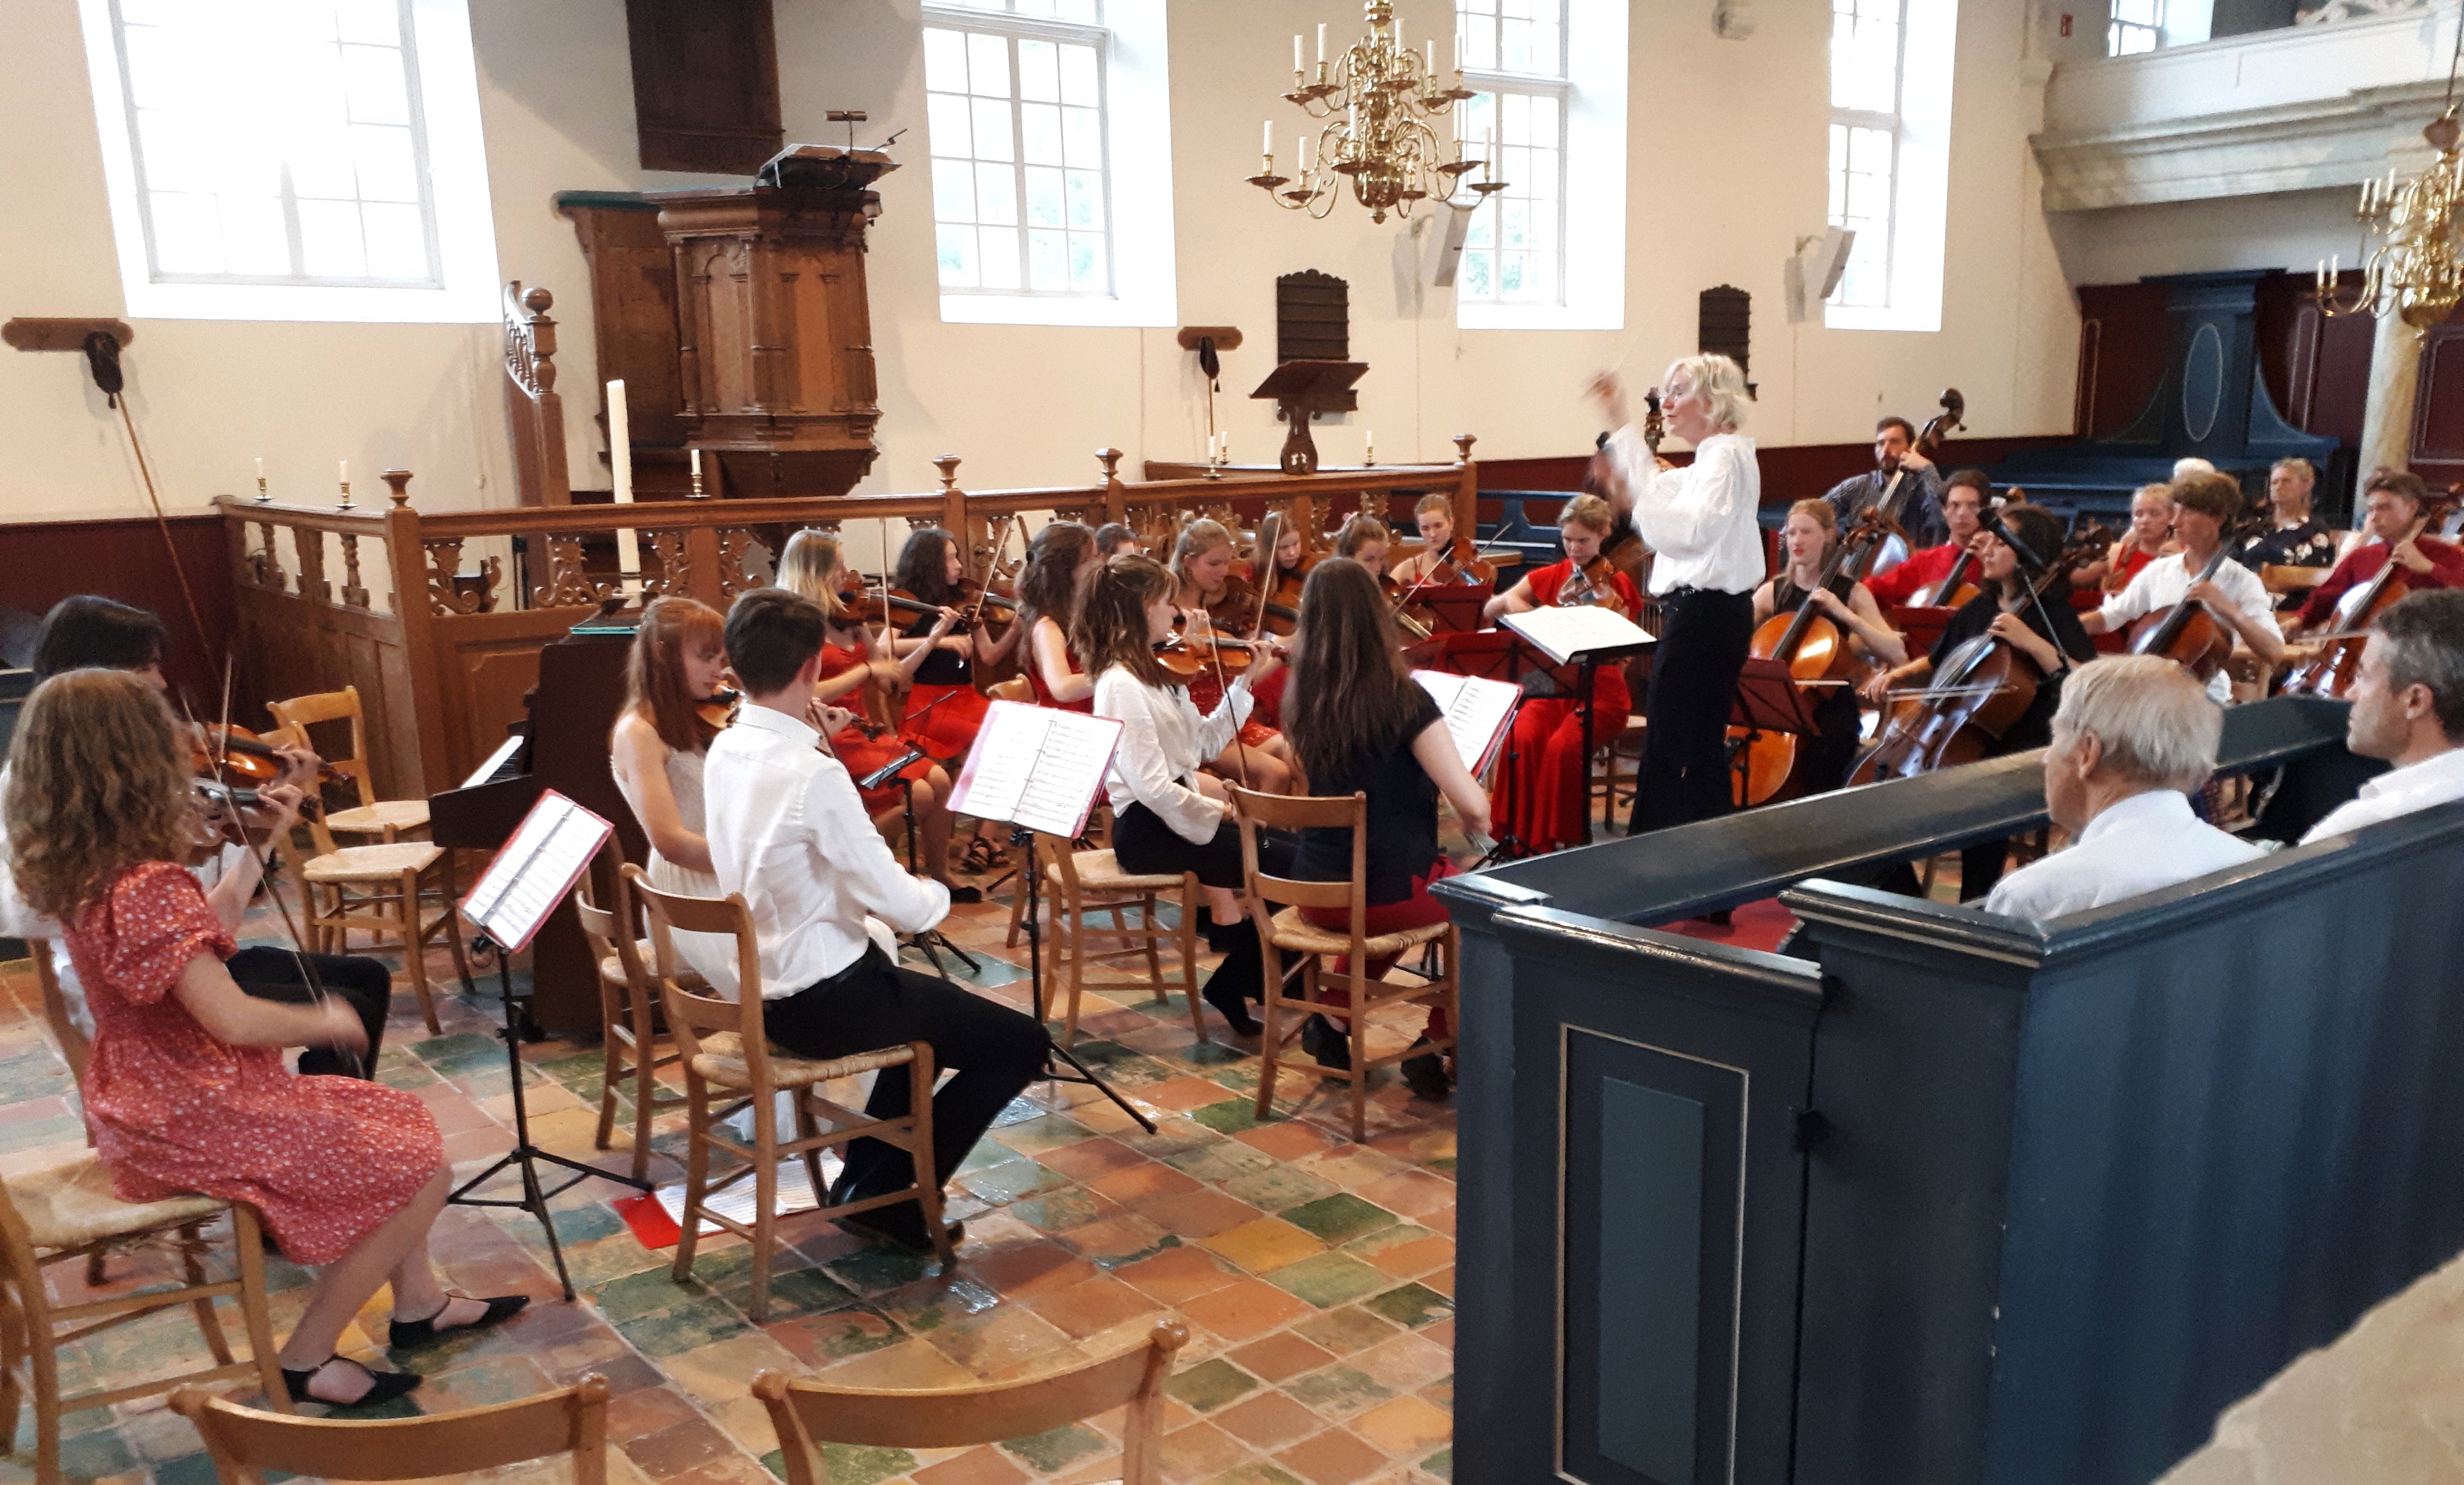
[622,864,772,1079]
[1230,787,1367,930]
[267,687,376,811]
[262,723,345,860]
[170,1375,609,1484]
[25,941,89,1084]
[2260,563,2330,597]
[987,675,1034,703]
[753,1322,1186,1485]
[575,846,653,1029]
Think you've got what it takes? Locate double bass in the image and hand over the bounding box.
[2280,515,2432,697]
[1728,517,1888,807]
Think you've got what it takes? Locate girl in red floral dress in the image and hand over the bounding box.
[2,671,527,1408]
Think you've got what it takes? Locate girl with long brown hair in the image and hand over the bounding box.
[1333,514,1392,578]
[4,671,526,1407]
[775,532,980,900]
[1748,498,1906,795]
[1016,520,1099,711]
[1280,559,1490,1096]
[884,527,1019,760]
[610,597,729,909]
[1077,554,1292,1034]
[1169,519,1295,795]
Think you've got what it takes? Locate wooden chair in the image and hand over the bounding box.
[572,856,693,1182]
[1033,836,1205,1048]
[1008,801,1110,949]
[0,1158,288,1484]
[267,728,466,1034]
[23,942,111,1288]
[2260,563,2331,605]
[626,866,954,1320]
[753,1321,1187,1485]
[170,1373,609,1484]
[1230,787,1461,1142]
[266,686,429,842]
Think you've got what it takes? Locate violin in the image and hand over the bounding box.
[1555,557,1631,618]
[1253,554,1315,639]
[2280,514,2431,698]
[1728,519,1887,807]
[2126,545,2238,682]
[1154,632,1268,678]
[696,687,742,737]
[188,722,345,788]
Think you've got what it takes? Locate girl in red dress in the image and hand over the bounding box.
[2,671,525,1408]
[776,531,979,900]
[1018,520,1099,713]
[1480,495,1645,854]
[886,527,1016,873]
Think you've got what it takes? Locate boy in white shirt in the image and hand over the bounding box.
[2083,472,2284,705]
[702,589,1046,1255]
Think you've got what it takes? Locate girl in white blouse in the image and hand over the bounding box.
[1077,554,1292,1034]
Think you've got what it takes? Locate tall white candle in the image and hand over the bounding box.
[1264,120,1273,157]
[256,456,265,480]
[1294,34,1303,73]
[1424,40,1434,74]
[607,378,641,586]
[1317,22,1327,61]
[1452,32,1460,73]
[337,459,348,486]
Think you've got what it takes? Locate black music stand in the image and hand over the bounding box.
[1723,657,1826,809]
[451,793,653,1302]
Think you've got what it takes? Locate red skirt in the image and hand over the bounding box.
[904,682,989,760]
[1488,668,1628,855]
[1298,860,1458,1040]
[833,728,937,815]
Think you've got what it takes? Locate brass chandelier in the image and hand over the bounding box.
[1246,0,1504,223]
[2314,106,2464,328]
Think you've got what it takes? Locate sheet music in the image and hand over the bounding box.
[458,791,614,953]
[1499,605,1657,666]
[1413,670,1520,776]
[948,702,1124,839]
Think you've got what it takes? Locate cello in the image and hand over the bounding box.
[2279,513,2433,697]
[1729,516,1888,806]
[2125,545,2239,682]
[1907,543,1983,610]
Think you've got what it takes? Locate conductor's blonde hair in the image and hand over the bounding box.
[1663,353,1751,432]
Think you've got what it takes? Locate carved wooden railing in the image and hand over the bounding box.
[216,445,1479,795]
[503,282,570,507]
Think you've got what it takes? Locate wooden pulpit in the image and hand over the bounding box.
[1252,360,1368,475]
[647,151,896,499]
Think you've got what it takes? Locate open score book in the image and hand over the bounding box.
[947,701,1126,838]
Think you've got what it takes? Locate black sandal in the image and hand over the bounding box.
[387,1293,530,1350]
[960,836,1003,875]
[282,1355,422,1407]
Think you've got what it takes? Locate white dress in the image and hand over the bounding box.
[612,744,731,976]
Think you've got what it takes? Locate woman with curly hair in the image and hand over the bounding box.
[3,671,527,1407]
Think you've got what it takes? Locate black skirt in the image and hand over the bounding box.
[1111,801,1293,891]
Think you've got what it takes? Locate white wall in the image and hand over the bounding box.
[2046,186,2359,284]
[0,0,2085,527]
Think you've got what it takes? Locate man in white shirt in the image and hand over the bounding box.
[702,589,1046,1255]
[1984,655,2263,921]
[2083,471,2285,704]
[2301,591,2464,844]
[1588,354,1765,835]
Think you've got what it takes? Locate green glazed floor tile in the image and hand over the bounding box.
[1280,1193,1399,1244]
[1165,1356,1260,1412]
[1266,1251,1390,1309]
[1362,1282,1454,1329]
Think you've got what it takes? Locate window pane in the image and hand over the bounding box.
[933,158,976,222]
[351,126,419,202]
[1068,231,1103,291]
[923,28,969,91]
[297,197,367,276]
[938,222,979,286]
[927,92,974,158]
[290,129,358,199]
[1021,102,1062,165]
[975,162,1018,225]
[1062,106,1102,167]
[1024,164,1065,226]
[977,225,1021,289]
[362,201,427,277]
[149,193,225,273]
[333,0,399,45]
[971,96,1014,161]
[1018,38,1060,102]
[1065,168,1102,229]
[1027,227,1067,290]
[221,195,290,275]
[1058,44,1100,107]
[341,42,410,123]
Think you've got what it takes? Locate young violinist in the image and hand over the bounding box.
[2082,471,2283,702]
[1481,495,1645,855]
[1859,505,2097,899]
[1094,523,1142,560]
[4,669,528,1406]
[1334,515,1392,578]
[610,598,729,918]
[0,597,390,1078]
[1018,520,1100,711]
[1587,355,1766,836]
[775,533,979,899]
[1251,509,1314,620]
[2283,470,2464,641]
[2070,483,2175,604]
[1279,558,1490,1097]
[1387,494,1489,589]
[1865,472,1990,608]
[885,527,1020,759]
[1077,554,1293,1035]
[1171,519,1297,794]
[1752,500,1907,794]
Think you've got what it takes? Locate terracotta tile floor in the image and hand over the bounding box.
[0,854,1460,1484]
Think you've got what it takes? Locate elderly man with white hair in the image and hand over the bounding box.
[1983,655,2264,921]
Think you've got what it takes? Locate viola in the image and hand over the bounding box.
[2126,545,2238,682]
[2280,515,2432,698]
[1728,520,1885,807]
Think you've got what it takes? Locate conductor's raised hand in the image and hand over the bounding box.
[1585,371,1629,428]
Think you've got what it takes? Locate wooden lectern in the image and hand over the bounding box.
[1252,360,1367,475]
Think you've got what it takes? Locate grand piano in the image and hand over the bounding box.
[429,606,648,1034]
[1990,270,2336,524]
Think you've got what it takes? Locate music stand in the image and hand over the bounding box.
[856,746,980,975]
[946,703,1158,1133]
[1410,588,1492,635]
[452,791,654,1301]
[1499,608,1657,846]
[1724,657,1827,808]
[1250,360,1367,475]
